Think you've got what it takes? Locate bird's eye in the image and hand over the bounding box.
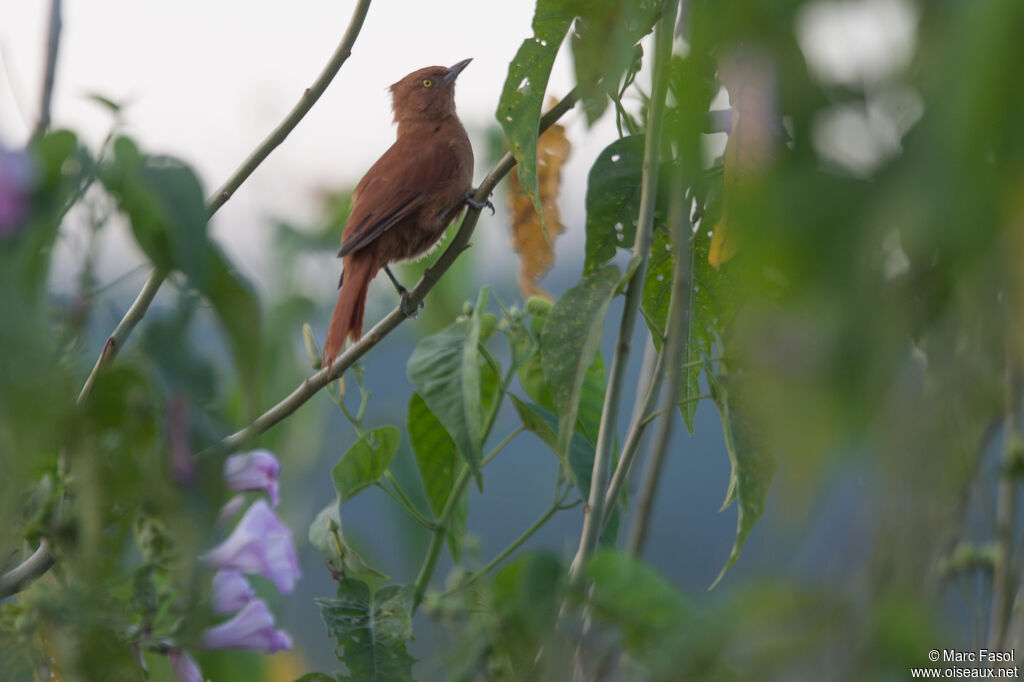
[422,79,433,88]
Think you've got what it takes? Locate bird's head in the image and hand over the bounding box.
[390,58,471,124]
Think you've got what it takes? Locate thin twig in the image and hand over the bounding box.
[568,1,675,578]
[446,493,580,595]
[35,0,61,136]
[3,0,377,601]
[627,167,689,556]
[203,92,578,460]
[0,540,54,600]
[601,337,668,529]
[76,0,374,408]
[77,268,167,404]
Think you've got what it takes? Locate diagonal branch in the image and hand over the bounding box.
[201,91,579,461]
[76,0,374,406]
[4,0,376,602]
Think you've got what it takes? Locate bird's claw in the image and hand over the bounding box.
[399,290,424,319]
[465,189,495,215]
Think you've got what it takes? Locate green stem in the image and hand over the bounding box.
[628,166,691,557]
[446,495,581,595]
[410,425,525,609]
[601,336,668,529]
[412,466,473,609]
[34,0,61,136]
[483,426,525,468]
[377,475,434,530]
[569,1,676,578]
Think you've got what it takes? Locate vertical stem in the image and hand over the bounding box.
[988,319,1020,651]
[77,0,374,406]
[601,340,666,529]
[627,168,689,556]
[35,0,61,136]
[569,0,677,578]
[411,466,472,610]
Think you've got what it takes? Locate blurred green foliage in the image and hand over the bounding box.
[3,0,1024,680]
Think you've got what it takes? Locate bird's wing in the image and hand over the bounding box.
[338,136,460,258]
[338,188,424,257]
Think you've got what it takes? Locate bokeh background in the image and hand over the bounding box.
[3,0,1005,679]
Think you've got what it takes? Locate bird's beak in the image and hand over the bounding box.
[443,58,472,85]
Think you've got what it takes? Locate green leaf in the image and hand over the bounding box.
[19,130,88,290]
[101,137,210,283]
[586,550,700,679]
[407,290,488,489]
[489,552,566,674]
[583,135,645,274]
[99,137,262,408]
[497,0,579,226]
[706,371,775,589]
[201,244,262,412]
[332,426,401,503]
[317,579,416,682]
[540,264,620,456]
[408,393,466,562]
[509,396,619,544]
[641,173,738,434]
[572,0,660,124]
[309,503,389,580]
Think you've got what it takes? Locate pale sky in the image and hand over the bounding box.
[0,0,918,295]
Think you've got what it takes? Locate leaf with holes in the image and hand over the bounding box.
[317,579,415,682]
[541,265,619,457]
[497,0,580,227]
[572,0,660,124]
[583,135,645,274]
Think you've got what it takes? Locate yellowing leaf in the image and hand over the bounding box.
[506,99,572,300]
[709,48,778,269]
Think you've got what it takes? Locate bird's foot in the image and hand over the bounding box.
[398,288,424,319]
[465,189,495,215]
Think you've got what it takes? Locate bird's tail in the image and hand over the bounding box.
[322,255,376,367]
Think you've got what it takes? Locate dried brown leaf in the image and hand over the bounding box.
[506,99,572,299]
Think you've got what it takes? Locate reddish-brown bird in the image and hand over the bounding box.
[322,58,480,366]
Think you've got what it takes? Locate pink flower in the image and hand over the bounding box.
[0,147,32,236]
[211,569,255,614]
[201,499,300,594]
[224,450,280,507]
[215,495,246,527]
[200,599,292,654]
[168,649,203,682]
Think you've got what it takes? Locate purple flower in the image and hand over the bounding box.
[201,499,300,594]
[211,569,255,614]
[0,147,33,236]
[216,495,246,527]
[200,599,292,654]
[224,450,281,507]
[168,649,203,682]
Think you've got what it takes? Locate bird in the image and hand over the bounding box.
[322,58,484,368]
